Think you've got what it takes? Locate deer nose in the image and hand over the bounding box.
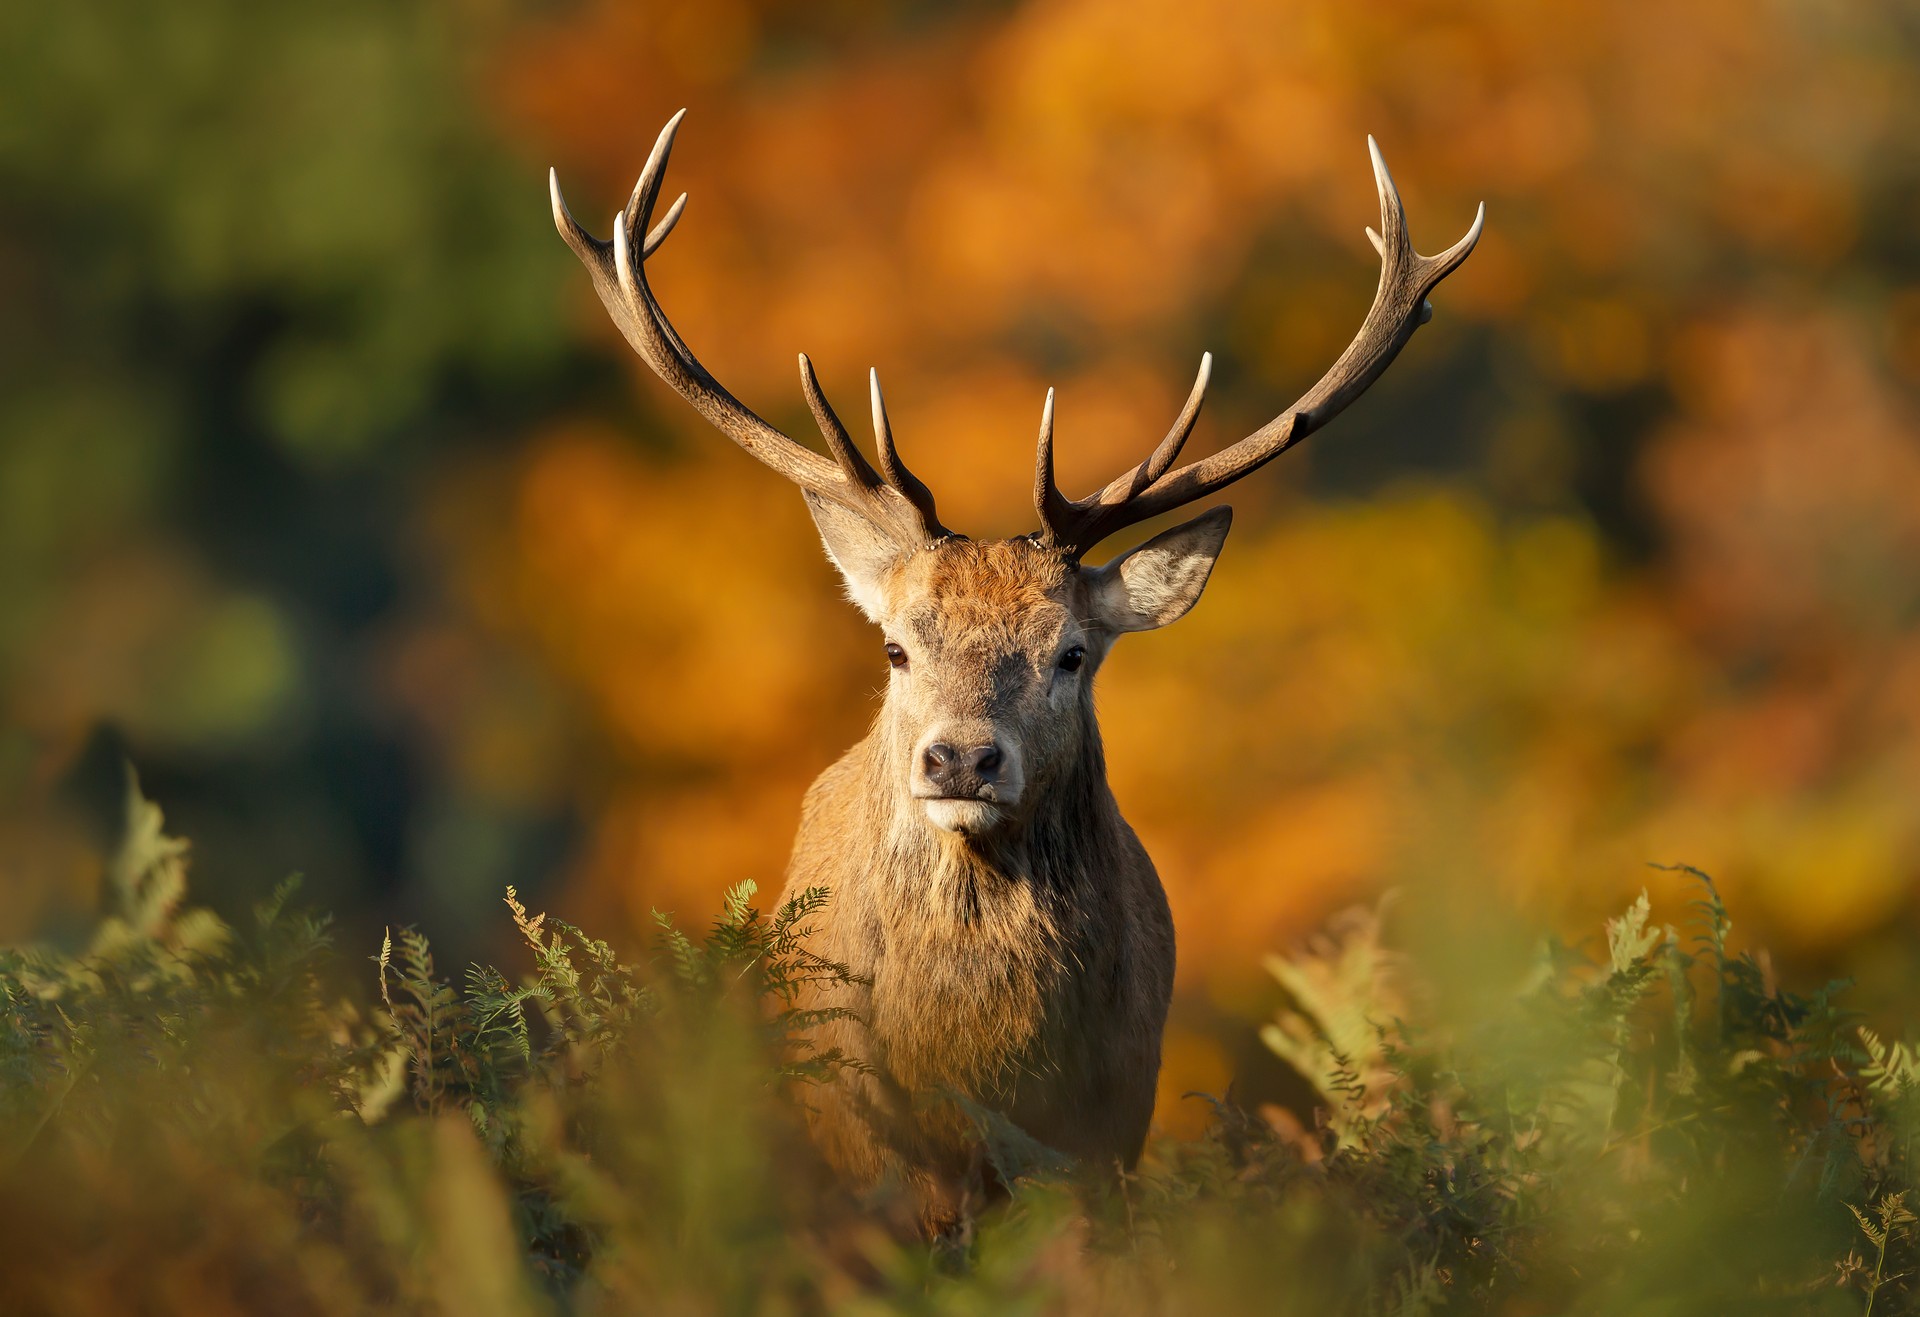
[922,742,1003,793]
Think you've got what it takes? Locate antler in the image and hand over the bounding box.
[550,111,951,547]
[1034,138,1485,559]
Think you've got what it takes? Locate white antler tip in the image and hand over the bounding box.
[1364,137,1405,229]
[1431,200,1488,271]
[636,110,689,195]
[612,211,636,289]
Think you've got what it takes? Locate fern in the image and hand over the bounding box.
[11,772,1920,1315]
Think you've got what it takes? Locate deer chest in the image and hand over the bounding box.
[865,882,1100,1099]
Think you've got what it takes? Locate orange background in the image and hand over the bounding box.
[7,0,1920,1134]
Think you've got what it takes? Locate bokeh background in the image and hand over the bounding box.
[6,0,1920,1132]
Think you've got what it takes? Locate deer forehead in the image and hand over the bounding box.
[884,539,1081,655]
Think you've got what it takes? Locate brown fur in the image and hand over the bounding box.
[778,536,1187,1232]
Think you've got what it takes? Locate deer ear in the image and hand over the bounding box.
[803,491,905,621]
[1085,506,1232,634]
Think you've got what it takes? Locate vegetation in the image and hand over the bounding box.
[3,776,1916,1315]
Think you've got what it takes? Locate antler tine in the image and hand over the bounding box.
[1363,136,1411,266]
[1030,356,1210,551]
[550,112,950,550]
[1143,353,1212,487]
[1031,389,1074,542]
[1035,140,1482,559]
[550,167,607,264]
[623,108,687,240]
[1425,200,1486,283]
[869,371,950,538]
[645,192,688,258]
[800,354,884,489]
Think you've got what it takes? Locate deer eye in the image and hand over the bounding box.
[884,642,908,670]
[1057,645,1086,673]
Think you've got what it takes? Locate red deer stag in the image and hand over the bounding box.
[551,111,1481,1232]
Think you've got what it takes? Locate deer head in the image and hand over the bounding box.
[550,111,1482,840]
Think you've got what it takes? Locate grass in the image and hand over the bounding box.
[3,774,1917,1314]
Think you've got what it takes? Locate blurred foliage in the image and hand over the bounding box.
[0,0,582,941]
[7,0,1920,1140]
[1,778,868,1310]
[10,780,1920,1313]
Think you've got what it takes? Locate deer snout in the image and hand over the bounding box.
[919,741,1003,797]
[915,734,1021,836]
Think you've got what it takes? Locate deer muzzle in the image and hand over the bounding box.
[912,733,1022,833]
